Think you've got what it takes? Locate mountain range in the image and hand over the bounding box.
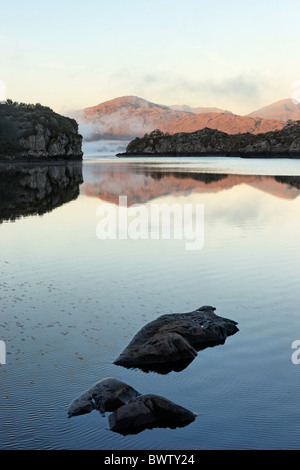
[246,98,300,121]
[71,96,300,141]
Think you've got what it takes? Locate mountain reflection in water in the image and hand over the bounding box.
[81,167,300,206]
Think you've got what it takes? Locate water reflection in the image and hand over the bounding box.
[1,159,300,449]
[0,162,83,223]
[81,164,300,206]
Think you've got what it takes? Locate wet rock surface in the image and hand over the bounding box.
[108,394,196,435]
[113,306,239,373]
[67,378,141,418]
[68,378,196,435]
[67,308,238,434]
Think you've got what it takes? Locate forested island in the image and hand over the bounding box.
[118,121,300,158]
[0,100,83,161]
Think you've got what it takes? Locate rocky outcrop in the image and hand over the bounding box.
[67,378,141,418]
[0,162,83,222]
[114,306,239,373]
[108,394,196,435]
[0,101,83,160]
[67,378,196,435]
[67,307,238,434]
[120,121,300,157]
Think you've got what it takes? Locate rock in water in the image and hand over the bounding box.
[67,378,141,418]
[108,394,196,435]
[113,306,239,373]
[67,379,197,435]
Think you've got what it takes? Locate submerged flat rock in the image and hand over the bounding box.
[108,394,196,435]
[67,377,140,418]
[113,306,239,373]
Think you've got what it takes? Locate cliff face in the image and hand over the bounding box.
[0,102,83,160]
[122,121,300,157]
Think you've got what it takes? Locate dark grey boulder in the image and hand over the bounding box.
[67,379,197,435]
[108,394,196,435]
[113,306,239,373]
[67,377,141,418]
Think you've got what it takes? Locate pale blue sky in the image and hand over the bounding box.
[1,0,300,114]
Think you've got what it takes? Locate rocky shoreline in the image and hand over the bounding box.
[117,121,300,158]
[119,150,300,158]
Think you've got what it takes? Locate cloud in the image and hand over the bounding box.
[165,71,266,103]
[78,109,155,142]
[195,75,263,98]
[78,120,100,141]
[108,67,268,113]
[82,139,129,157]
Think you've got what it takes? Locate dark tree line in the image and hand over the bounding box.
[3,99,53,112]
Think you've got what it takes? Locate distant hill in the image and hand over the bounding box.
[247,98,300,122]
[72,96,286,141]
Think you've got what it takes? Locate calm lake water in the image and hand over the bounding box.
[1,155,300,450]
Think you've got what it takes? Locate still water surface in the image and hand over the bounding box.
[0,156,300,449]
